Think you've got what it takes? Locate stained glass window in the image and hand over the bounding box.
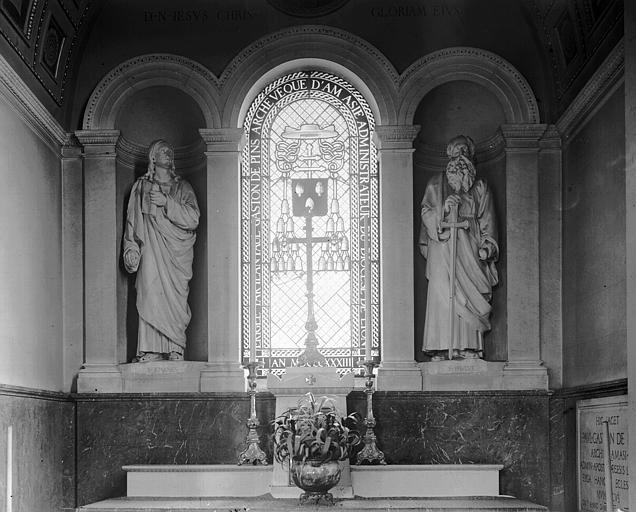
[241,71,379,377]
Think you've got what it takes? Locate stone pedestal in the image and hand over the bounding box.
[267,367,354,499]
[420,359,547,391]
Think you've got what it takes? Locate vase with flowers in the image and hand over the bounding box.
[272,392,361,505]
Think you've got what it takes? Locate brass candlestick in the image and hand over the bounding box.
[238,361,268,465]
[356,360,386,465]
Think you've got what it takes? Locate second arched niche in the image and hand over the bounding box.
[413,80,508,362]
[116,85,208,363]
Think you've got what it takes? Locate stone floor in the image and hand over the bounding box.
[78,495,548,511]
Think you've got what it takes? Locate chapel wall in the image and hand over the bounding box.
[561,84,627,388]
[0,96,64,391]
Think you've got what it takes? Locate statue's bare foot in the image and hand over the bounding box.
[430,354,446,362]
[459,349,479,359]
[133,352,164,363]
[168,351,183,361]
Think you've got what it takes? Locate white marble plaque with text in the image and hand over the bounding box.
[577,395,629,511]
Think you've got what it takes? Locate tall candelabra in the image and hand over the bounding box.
[356,360,386,465]
[238,361,268,465]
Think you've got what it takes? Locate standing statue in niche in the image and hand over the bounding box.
[123,139,200,362]
[418,135,499,361]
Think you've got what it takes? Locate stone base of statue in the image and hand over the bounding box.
[419,359,548,391]
[77,361,212,393]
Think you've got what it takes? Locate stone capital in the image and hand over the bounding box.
[199,128,245,152]
[61,134,82,159]
[373,125,420,150]
[75,129,120,156]
[499,124,548,150]
[538,125,562,151]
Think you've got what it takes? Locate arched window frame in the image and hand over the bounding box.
[241,70,380,377]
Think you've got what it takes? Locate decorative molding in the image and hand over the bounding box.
[552,378,627,399]
[75,129,120,146]
[83,53,221,130]
[398,47,541,125]
[556,38,624,139]
[0,383,72,402]
[0,52,66,151]
[72,392,274,402]
[538,125,561,151]
[220,25,399,89]
[500,124,549,149]
[414,132,505,171]
[373,125,420,150]
[199,128,245,152]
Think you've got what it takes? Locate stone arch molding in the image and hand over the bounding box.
[219,25,400,127]
[398,47,540,125]
[82,53,222,130]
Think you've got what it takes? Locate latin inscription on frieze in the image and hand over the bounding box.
[370,2,464,18]
[143,9,254,23]
[577,396,629,512]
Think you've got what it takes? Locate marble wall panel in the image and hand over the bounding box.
[348,391,551,506]
[0,387,75,512]
[75,393,276,506]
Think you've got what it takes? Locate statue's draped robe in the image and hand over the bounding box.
[123,177,199,356]
[419,174,498,353]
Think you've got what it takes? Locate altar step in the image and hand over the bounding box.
[121,464,504,498]
[78,496,547,511]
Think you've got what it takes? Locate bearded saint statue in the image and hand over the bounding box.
[123,140,200,362]
[418,135,499,361]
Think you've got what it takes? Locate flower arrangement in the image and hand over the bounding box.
[272,392,361,463]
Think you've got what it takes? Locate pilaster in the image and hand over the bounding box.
[75,129,123,393]
[624,5,636,508]
[538,126,563,388]
[61,138,84,392]
[500,124,549,390]
[373,125,422,391]
[199,128,246,392]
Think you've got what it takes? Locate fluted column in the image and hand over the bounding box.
[199,128,246,391]
[75,129,123,392]
[500,124,549,389]
[374,125,423,391]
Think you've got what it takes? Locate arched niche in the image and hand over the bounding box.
[114,85,208,363]
[398,47,540,126]
[79,54,219,369]
[82,53,221,130]
[219,25,400,127]
[412,80,508,362]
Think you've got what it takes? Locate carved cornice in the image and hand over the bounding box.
[0,53,67,152]
[199,128,246,152]
[373,125,420,150]
[500,124,549,149]
[399,47,540,125]
[75,129,120,147]
[556,39,624,140]
[117,136,205,173]
[220,25,399,88]
[538,125,562,151]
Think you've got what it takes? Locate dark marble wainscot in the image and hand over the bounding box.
[347,390,550,507]
[0,385,75,512]
[75,392,276,507]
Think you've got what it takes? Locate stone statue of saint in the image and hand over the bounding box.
[123,139,200,362]
[418,135,498,361]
